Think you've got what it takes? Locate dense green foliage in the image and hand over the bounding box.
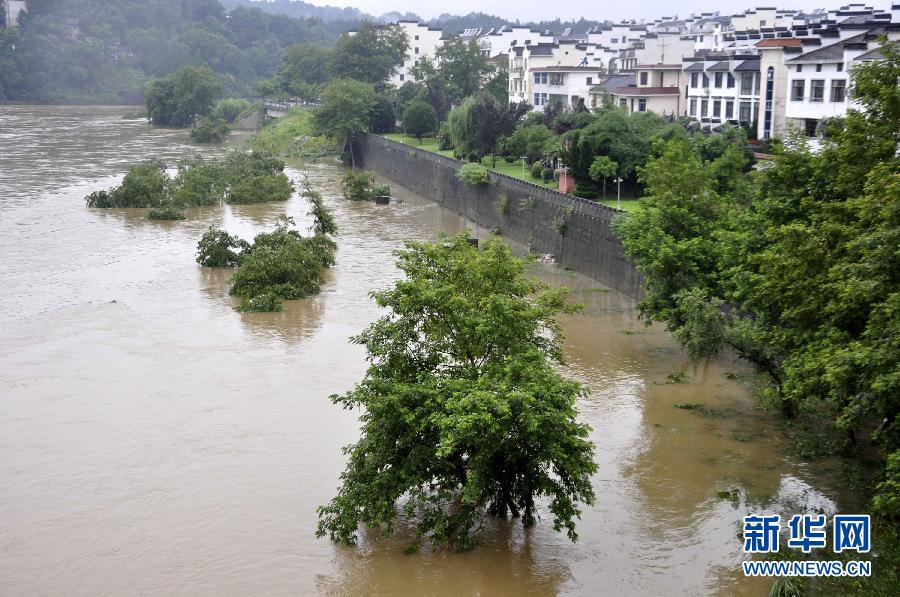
[195,180,337,311]
[85,160,169,208]
[190,117,231,143]
[456,163,492,185]
[85,149,292,214]
[225,173,293,205]
[145,66,221,127]
[0,0,343,103]
[328,22,407,86]
[316,234,596,551]
[341,170,390,201]
[196,226,250,267]
[312,78,377,165]
[614,43,899,520]
[402,100,438,140]
[147,207,186,220]
[499,122,555,165]
[211,97,251,123]
[561,109,684,198]
[447,93,529,165]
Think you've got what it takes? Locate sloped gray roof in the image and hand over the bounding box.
[684,62,705,72]
[707,61,732,71]
[786,32,869,62]
[734,59,761,71]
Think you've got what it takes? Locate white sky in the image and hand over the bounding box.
[325,0,896,22]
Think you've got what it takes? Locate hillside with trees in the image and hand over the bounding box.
[0,0,346,103]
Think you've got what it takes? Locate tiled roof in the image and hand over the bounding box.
[530,66,604,72]
[756,38,803,47]
[684,63,705,72]
[613,86,681,96]
[707,61,732,71]
[635,64,683,69]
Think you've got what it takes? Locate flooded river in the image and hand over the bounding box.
[0,106,856,596]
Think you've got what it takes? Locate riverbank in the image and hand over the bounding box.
[383,132,643,212]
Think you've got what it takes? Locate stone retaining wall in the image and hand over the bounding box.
[358,134,644,300]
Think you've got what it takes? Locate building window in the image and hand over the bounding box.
[414,60,419,66]
[533,93,549,106]
[764,67,774,140]
[533,72,548,84]
[760,19,766,26]
[414,35,419,40]
[739,100,751,122]
[701,98,708,116]
[725,100,734,119]
[638,98,647,112]
[714,72,723,87]
[815,63,822,72]
[691,72,699,87]
[804,118,818,137]
[586,77,592,85]
[414,46,419,54]
[702,74,709,88]
[619,98,627,108]
[836,62,843,72]
[791,79,805,101]
[639,72,648,85]
[741,72,754,94]
[727,73,735,88]
[796,64,803,72]
[713,99,721,118]
[700,35,704,42]
[690,98,697,115]
[810,79,825,102]
[399,74,404,82]
[830,79,846,102]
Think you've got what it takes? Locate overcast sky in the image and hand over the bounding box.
[331,0,895,22]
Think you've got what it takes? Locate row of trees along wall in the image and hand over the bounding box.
[358,134,644,300]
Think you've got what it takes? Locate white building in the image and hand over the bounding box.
[529,66,606,110]
[684,53,762,131]
[389,21,444,87]
[4,0,27,28]
[611,64,685,116]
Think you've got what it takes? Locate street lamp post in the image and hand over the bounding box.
[615,177,623,210]
[521,155,527,177]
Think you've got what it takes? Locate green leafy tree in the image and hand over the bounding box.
[211,98,251,123]
[614,41,900,484]
[316,234,597,551]
[368,93,396,134]
[190,116,231,143]
[196,226,250,267]
[447,93,528,166]
[402,100,438,141]
[85,160,170,208]
[328,22,407,85]
[145,66,222,127]
[429,34,493,102]
[588,156,618,199]
[500,123,555,164]
[225,173,293,204]
[312,78,376,167]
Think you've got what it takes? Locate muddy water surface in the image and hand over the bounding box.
[0,106,854,596]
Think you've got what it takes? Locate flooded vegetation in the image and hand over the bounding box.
[0,105,864,595]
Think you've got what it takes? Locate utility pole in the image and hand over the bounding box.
[615,177,623,210]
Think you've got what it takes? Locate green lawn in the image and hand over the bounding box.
[383,133,557,189]
[600,199,642,212]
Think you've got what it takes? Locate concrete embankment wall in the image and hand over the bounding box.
[358,134,644,300]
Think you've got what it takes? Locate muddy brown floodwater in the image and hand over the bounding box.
[0,106,859,596]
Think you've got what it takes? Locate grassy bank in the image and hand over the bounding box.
[250,108,334,158]
[383,133,643,212]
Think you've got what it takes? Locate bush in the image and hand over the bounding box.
[437,121,453,150]
[190,117,231,143]
[457,163,492,185]
[236,291,284,312]
[85,161,170,208]
[196,226,250,267]
[229,216,336,301]
[170,156,227,207]
[540,167,554,183]
[403,100,438,140]
[212,98,252,124]
[225,173,293,204]
[341,170,388,200]
[148,207,186,220]
[531,162,544,179]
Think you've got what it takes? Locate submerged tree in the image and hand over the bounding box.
[317,234,597,551]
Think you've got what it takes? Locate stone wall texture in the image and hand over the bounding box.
[358,134,644,300]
